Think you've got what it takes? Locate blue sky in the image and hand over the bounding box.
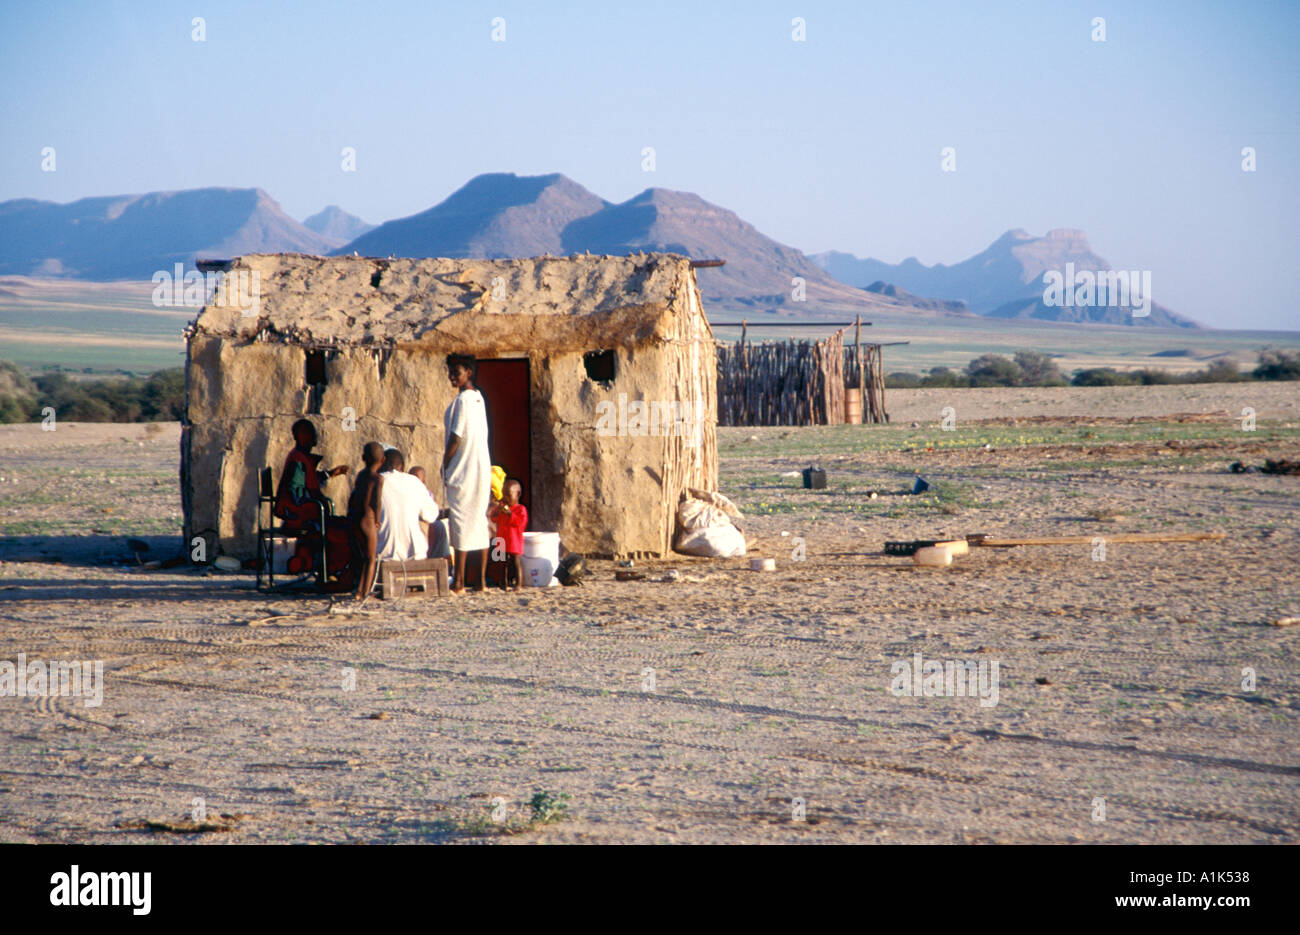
[2,0,1297,328]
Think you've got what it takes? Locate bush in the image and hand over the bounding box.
[0,361,38,422]
[966,354,1022,387]
[1254,349,1300,381]
[1072,368,1138,387]
[1131,368,1179,385]
[884,371,922,389]
[142,368,186,420]
[0,361,185,423]
[1012,350,1067,387]
[1186,359,1246,383]
[921,366,971,388]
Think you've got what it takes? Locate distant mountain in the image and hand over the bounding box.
[812,229,1107,311]
[811,228,1198,327]
[862,281,971,316]
[984,295,1198,329]
[2,178,1193,327]
[562,187,894,314]
[0,187,336,280]
[302,205,374,246]
[340,174,931,317]
[338,172,609,260]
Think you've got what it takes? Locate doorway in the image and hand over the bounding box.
[473,358,530,589]
[475,358,531,511]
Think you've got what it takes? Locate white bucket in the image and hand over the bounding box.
[521,554,559,587]
[523,531,560,562]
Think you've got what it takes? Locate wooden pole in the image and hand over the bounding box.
[854,316,863,425]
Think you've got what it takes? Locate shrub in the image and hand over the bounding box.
[966,354,1023,387]
[1012,350,1067,386]
[1254,349,1300,381]
[1186,359,1246,383]
[0,361,185,423]
[884,371,922,389]
[1131,368,1179,385]
[141,368,186,420]
[921,366,971,388]
[0,361,38,423]
[1072,368,1138,387]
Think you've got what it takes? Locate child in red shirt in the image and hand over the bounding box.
[488,478,528,590]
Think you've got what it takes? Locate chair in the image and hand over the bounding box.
[256,466,331,591]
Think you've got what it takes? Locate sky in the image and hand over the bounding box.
[1,0,1298,329]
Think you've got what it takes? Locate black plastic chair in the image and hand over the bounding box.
[256,467,331,591]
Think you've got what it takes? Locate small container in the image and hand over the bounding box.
[521,554,559,586]
[802,467,827,490]
[913,545,954,567]
[522,531,561,561]
[750,557,776,572]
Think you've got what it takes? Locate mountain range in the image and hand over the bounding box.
[0,177,1197,326]
[337,172,906,316]
[0,188,335,280]
[812,229,1197,328]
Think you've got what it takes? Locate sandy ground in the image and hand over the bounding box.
[0,383,1297,844]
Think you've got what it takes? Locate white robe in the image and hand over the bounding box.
[376,470,439,562]
[442,388,492,551]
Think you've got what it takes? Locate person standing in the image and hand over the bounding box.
[442,355,491,593]
[348,441,385,602]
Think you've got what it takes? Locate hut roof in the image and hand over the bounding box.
[192,252,694,348]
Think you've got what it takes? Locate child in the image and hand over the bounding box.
[488,478,528,590]
[347,441,386,602]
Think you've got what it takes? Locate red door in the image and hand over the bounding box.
[473,358,530,588]
[474,358,531,511]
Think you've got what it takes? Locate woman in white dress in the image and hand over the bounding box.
[441,354,492,593]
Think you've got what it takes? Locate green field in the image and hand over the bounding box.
[0,277,190,375]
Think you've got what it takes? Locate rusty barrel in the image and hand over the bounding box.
[844,387,862,424]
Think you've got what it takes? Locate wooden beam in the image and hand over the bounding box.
[711,321,868,327]
[970,532,1225,548]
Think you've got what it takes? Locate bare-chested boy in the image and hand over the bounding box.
[348,441,385,601]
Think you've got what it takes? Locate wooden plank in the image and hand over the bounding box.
[971,532,1225,547]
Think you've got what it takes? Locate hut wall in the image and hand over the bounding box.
[184,294,717,560]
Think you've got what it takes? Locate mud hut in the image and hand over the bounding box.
[182,252,718,561]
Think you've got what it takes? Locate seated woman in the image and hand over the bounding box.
[274,419,349,578]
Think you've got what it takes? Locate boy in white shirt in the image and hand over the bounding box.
[377,449,440,561]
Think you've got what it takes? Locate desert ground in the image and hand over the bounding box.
[0,383,1297,844]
